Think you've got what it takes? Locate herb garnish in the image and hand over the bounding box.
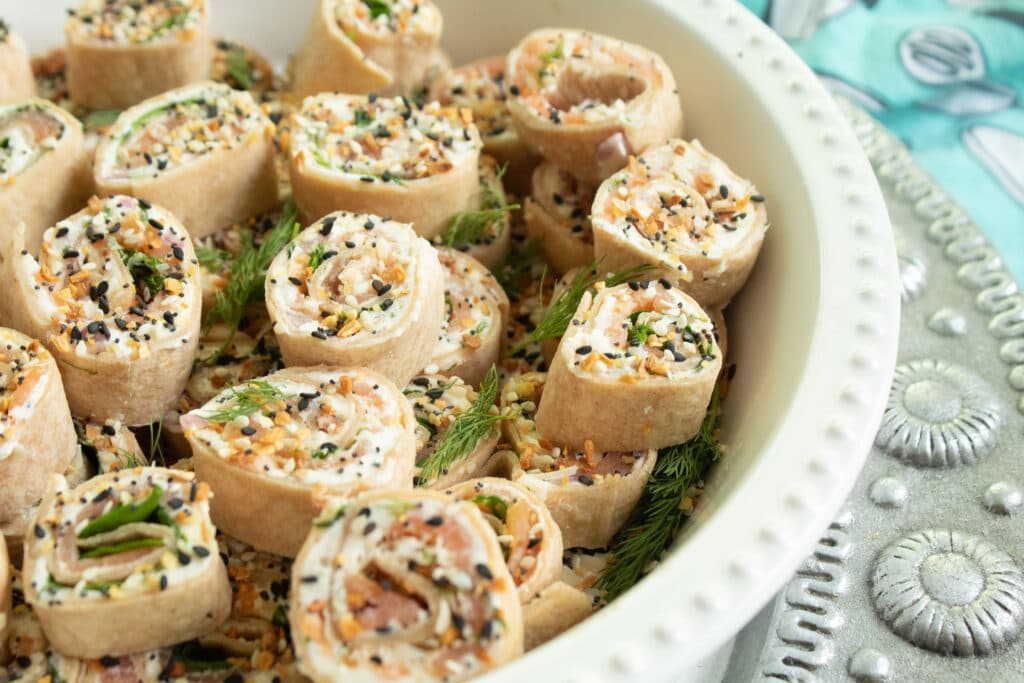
[80,537,164,559]
[119,248,166,303]
[226,47,254,90]
[272,604,289,628]
[167,641,234,673]
[83,109,122,129]
[203,380,292,423]
[471,494,509,522]
[441,165,517,247]
[596,388,722,600]
[307,243,327,273]
[79,485,164,539]
[507,262,652,356]
[626,311,654,346]
[362,0,391,19]
[195,245,232,272]
[353,108,373,127]
[494,240,541,294]
[203,200,299,362]
[416,366,506,485]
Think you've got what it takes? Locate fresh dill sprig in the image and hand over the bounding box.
[626,311,655,346]
[415,366,506,485]
[441,165,518,248]
[195,246,232,272]
[119,248,166,303]
[83,109,122,129]
[493,240,541,294]
[362,0,391,19]
[596,387,723,600]
[148,420,165,466]
[226,47,254,90]
[507,262,652,356]
[307,243,326,273]
[203,380,293,423]
[203,200,299,362]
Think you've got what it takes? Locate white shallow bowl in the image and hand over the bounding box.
[9,0,900,680]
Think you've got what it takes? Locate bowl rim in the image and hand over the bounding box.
[480,1,900,680]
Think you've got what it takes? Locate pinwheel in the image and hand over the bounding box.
[0,21,36,103]
[524,161,596,275]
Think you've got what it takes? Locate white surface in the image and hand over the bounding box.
[2,1,900,681]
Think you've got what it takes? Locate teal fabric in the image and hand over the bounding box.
[740,0,1024,283]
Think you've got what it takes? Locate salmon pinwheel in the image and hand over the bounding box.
[290,489,524,683]
[0,22,35,103]
[288,93,481,237]
[210,37,276,92]
[182,366,417,557]
[94,81,279,240]
[524,161,597,275]
[505,29,683,185]
[265,212,445,386]
[431,155,514,270]
[429,250,510,387]
[592,139,768,309]
[445,477,562,603]
[429,55,538,193]
[290,0,443,98]
[0,195,202,425]
[499,372,657,549]
[75,417,146,473]
[0,100,92,256]
[405,373,501,489]
[535,280,721,451]
[64,0,212,110]
[0,328,78,539]
[23,467,232,658]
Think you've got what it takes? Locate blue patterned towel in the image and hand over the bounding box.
[740,0,1024,283]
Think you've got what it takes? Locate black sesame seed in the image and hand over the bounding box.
[475,563,493,580]
[288,276,302,286]
[177,551,191,565]
[425,516,444,526]
[159,574,168,590]
[575,345,592,354]
[578,475,595,486]
[193,546,210,557]
[99,655,119,668]
[34,524,45,538]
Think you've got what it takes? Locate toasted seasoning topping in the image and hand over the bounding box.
[67,0,207,45]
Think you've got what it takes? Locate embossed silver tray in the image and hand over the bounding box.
[722,95,1024,683]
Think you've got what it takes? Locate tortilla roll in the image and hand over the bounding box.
[182,366,416,557]
[430,155,514,269]
[0,23,36,103]
[290,0,443,98]
[429,55,539,194]
[445,477,563,603]
[65,0,212,110]
[94,81,279,241]
[0,100,92,258]
[536,280,720,451]
[499,372,657,549]
[74,417,146,474]
[592,139,768,309]
[288,93,481,237]
[522,581,592,651]
[265,212,445,387]
[505,28,683,185]
[428,249,509,387]
[0,328,78,538]
[22,467,231,658]
[291,489,523,682]
[524,161,597,275]
[405,374,500,489]
[0,195,202,425]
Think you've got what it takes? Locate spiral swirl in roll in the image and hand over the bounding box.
[290,489,523,682]
[290,0,443,98]
[505,28,683,184]
[0,195,202,425]
[94,81,279,240]
[266,212,445,386]
[288,93,481,237]
[23,467,231,658]
[64,0,213,110]
[183,366,416,557]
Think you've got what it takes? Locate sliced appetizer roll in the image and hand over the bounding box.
[429,56,538,194]
[75,417,146,473]
[290,489,523,682]
[0,195,202,425]
[290,0,443,98]
[94,81,279,240]
[524,161,596,275]
[182,366,417,557]
[431,155,514,269]
[0,21,36,103]
[592,140,768,309]
[265,212,445,387]
[64,0,212,110]
[405,373,500,489]
[535,280,721,451]
[522,581,592,651]
[499,372,657,549]
[210,37,276,92]
[429,250,509,387]
[288,93,481,237]
[0,328,78,535]
[505,28,683,185]
[0,100,91,256]
[23,467,232,658]
[445,478,562,603]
